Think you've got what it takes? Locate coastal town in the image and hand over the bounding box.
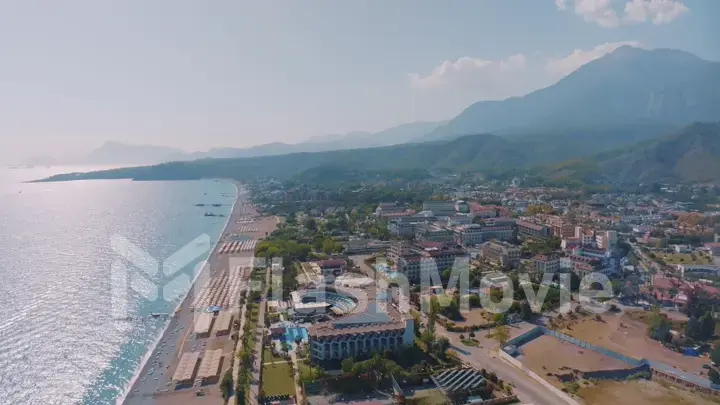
[4,2,720,405]
[128,178,720,405]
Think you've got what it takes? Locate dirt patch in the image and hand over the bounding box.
[657,252,713,266]
[578,380,720,405]
[566,313,706,376]
[454,309,492,326]
[519,335,633,388]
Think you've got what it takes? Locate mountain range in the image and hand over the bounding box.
[26,121,445,166]
[540,122,720,184]
[422,46,720,142]
[36,122,720,185]
[36,46,720,185]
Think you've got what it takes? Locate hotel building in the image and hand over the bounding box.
[533,254,561,273]
[422,200,457,216]
[308,288,414,361]
[481,241,521,268]
[516,220,552,239]
[453,224,514,246]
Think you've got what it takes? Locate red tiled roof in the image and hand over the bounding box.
[318,259,346,269]
[516,220,546,231]
[700,285,720,295]
[652,276,679,291]
[534,254,559,262]
[422,248,466,258]
[415,241,445,249]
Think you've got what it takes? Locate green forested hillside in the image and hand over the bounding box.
[36,123,720,185]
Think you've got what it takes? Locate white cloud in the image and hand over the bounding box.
[573,0,620,28]
[407,41,645,120]
[409,41,642,104]
[624,0,689,24]
[409,54,526,90]
[545,41,642,75]
[556,0,688,27]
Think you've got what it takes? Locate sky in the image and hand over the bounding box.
[0,0,718,164]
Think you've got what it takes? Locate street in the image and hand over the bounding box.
[422,313,570,405]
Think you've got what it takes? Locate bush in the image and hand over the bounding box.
[220,369,234,400]
[564,381,580,394]
[709,368,720,384]
[628,371,650,380]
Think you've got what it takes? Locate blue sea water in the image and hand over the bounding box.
[0,167,235,405]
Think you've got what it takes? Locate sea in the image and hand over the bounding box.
[0,167,235,405]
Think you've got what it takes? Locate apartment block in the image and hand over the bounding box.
[481,241,521,268]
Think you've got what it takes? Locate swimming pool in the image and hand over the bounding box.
[374,263,401,281]
[281,327,309,343]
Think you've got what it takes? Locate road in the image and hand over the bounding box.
[416,310,568,405]
[356,260,567,405]
[435,326,565,405]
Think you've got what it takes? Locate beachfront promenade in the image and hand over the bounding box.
[229,287,251,405]
[251,265,271,401]
[247,263,270,404]
[289,351,305,405]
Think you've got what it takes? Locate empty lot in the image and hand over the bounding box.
[566,313,706,376]
[519,335,633,381]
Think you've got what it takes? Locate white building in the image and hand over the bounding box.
[453,224,514,246]
[533,255,560,273]
[596,230,618,250]
[677,264,720,279]
[575,226,596,247]
[308,298,414,361]
[422,200,457,216]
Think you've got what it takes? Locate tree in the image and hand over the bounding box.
[220,369,234,400]
[420,330,436,347]
[521,301,534,321]
[686,317,702,340]
[648,310,672,342]
[342,358,355,374]
[492,325,510,346]
[469,331,476,338]
[322,238,341,254]
[711,345,720,365]
[427,296,440,334]
[700,312,716,340]
[709,368,720,385]
[494,313,507,325]
[304,218,318,231]
[412,311,423,337]
[487,372,498,384]
[432,337,451,360]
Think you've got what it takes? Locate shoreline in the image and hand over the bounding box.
[119,181,242,405]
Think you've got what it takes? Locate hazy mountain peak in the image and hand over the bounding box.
[422,47,720,141]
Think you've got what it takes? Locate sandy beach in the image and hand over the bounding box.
[122,183,278,405]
